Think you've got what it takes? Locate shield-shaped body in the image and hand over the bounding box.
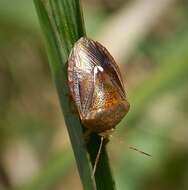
[68,37,129,133]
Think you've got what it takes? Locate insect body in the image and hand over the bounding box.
[68,37,130,134]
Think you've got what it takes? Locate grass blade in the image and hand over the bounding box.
[33,0,116,189]
[33,1,95,189]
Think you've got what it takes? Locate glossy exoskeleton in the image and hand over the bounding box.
[68,37,129,134]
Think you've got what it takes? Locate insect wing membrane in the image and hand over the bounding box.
[68,39,95,118]
[89,39,126,99]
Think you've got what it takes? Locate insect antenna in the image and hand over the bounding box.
[111,134,152,157]
[129,146,152,157]
[92,136,104,177]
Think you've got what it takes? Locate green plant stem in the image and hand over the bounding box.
[87,134,115,190]
[33,0,115,190]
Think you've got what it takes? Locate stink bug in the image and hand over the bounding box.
[68,37,130,175]
[68,37,130,133]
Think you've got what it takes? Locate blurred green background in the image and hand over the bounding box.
[0,0,188,189]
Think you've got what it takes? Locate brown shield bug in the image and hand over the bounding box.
[68,37,130,175]
[68,37,129,133]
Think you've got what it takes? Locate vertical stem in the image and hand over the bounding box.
[34,0,116,189]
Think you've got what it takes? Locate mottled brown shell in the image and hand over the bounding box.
[68,37,129,133]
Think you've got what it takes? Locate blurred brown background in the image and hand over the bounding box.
[0,0,188,189]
